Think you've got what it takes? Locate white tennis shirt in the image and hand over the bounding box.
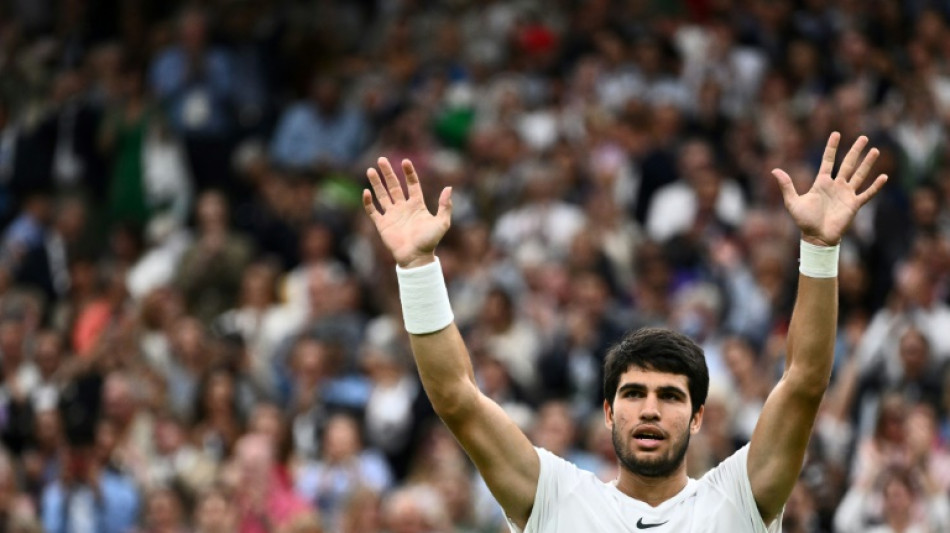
[507,444,783,533]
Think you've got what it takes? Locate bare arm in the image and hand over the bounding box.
[363,158,538,528]
[748,133,888,523]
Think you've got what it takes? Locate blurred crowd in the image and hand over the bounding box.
[0,0,950,532]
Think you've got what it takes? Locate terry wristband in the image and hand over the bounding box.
[799,240,840,278]
[396,257,455,334]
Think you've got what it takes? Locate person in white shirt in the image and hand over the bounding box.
[360,132,887,532]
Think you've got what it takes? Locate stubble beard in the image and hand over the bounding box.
[612,424,691,478]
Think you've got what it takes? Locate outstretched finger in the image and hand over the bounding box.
[378,157,407,202]
[367,167,392,206]
[362,189,383,221]
[849,147,879,191]
[771,168,799,205]
[818,132,841,178]
[857,174,888,205]
[403,159,424,199]
[436,186,453,227]
[837,135,868,182]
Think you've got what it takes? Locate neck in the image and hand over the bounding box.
[614,463,689,507]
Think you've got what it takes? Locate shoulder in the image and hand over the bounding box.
[698,444,780,533]
[514,447,614,532]
[534,446,607,498]
[699,443,752,491]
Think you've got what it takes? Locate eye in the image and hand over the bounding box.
[623,389,644,398]
[661,392,682,401]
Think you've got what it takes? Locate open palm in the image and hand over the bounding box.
[363,157,453,268]
[772,133,888,246]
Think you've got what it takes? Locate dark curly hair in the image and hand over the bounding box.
[603,327,709,415]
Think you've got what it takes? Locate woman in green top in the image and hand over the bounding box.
[100,61,155,227]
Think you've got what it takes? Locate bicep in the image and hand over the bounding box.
[747,377,822,524]
[444,390,539,528]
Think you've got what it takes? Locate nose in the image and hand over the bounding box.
[640,393,660,421]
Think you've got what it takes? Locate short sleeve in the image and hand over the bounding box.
[700,444,783,533]
[506,447,583,533]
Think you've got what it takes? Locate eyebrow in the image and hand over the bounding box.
[617,383,688,398]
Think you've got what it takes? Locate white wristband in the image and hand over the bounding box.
[396,257,455,335]
[799,240,840,278]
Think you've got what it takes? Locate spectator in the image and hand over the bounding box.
[193,487,236,533]
[135,487,189,533]
[529,401,601,474]
[360,316,434,480]
[175,190,253,324]
[0,448,38,531]
[192,368,244,462]
[149,6,236,191]
[41,427,140,533]
[0,192,52,274]
[380,484,451,533]
[21,407,65,499]
[160,316,209,420]
[146,411,217,495]
[492,161,587,262]
[23,329,68,410]
[14,196,86,306]
[855,257,950,389]
[337,487,382,533]
[229,433,309,533]
[100,371,154,476]
[246,402,295,489]
[269,75,368,171]
[470,286,541,395]
[295,413,392,528]
[644,138,746,243]
[834,465,950,533]
[101,60,192,233]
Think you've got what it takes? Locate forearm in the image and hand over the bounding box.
[398,258,479,421]
[409,325,479,420]
[364,157,539,527]
[784,274,837,397]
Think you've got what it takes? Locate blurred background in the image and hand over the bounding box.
[0,0,946,532]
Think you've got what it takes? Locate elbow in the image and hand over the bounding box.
[430,381,480,425]
[783,371,831,402]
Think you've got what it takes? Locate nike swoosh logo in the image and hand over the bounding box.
[636,518,669,529]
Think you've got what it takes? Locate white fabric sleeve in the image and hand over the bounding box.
[700,444,783,533]
[505,448,582,533]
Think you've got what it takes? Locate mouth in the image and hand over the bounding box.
[632,427,666,450]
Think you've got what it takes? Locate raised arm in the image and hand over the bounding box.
[747,133,887,523]
[362,158,539,528]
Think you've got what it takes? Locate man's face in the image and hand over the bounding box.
[604,367,702,478]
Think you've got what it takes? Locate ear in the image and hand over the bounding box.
[603,399,614,430]
[690,405,704,435]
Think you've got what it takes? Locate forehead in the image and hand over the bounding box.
[618,366,690,392]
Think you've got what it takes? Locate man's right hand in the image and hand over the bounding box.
[363,157,453,268]
[363,158,538,529]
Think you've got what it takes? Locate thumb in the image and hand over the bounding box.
[771,168,798,204]
[436,186,453,226]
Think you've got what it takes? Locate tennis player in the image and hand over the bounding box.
[362,132,886,532]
